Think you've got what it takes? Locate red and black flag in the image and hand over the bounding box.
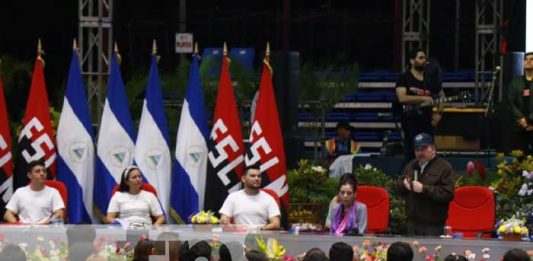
[0,75,14,218]
[204,43,245,212]
[245,43,289,209]
[13,44,56,189]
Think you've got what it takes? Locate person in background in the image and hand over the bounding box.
[324,121,360,160]
[508,52,533,154]
[386,241,413,261]
[329,242,354,261]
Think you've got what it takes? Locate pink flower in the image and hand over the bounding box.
[411,241,420,248]
[362,240,371,248]
[466,161,475,175]
[418,247,427,254]
[466,161,486,179]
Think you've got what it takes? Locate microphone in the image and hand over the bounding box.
[493,66,501,75]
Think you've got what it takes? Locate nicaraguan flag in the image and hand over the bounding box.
[134,55,171,220]
[170,54,209,223]
[94,53,136,220]
[56,50,95,223]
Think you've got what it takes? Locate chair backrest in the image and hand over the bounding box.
[261,188,280,208]
[43,180,68,218]
[446,186,495,238]
[355,185,390,233]
[111,183,158,197]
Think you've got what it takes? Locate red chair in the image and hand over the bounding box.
[261,188,280,207]
[446,186,495,238]
[355,185,390,233]
[43,180,68,218]
[111,183,158,197]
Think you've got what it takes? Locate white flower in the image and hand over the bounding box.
[522,170,533,179]
[311,166,325,173]
[518,184,528,196]
[364,164,372,170]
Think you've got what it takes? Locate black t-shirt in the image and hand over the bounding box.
[395,71,441,119]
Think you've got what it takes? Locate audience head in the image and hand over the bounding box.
[503,248,530,261]
[179,240,212,261]
[133,239,155,261]
[242,164,262,190]
[119,166,142,192]
[219,243,232,261]
[154,231,181,261]
[0,244,26,261]
[303,248,329,261]
[338,174,358,206]
[336,121,352,139]
[329,242,353,261]
[245,249,268,261]
[387,241,413,261]
[444,254,468,261]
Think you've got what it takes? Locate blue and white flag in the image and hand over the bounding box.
[94,53,136,220]
[170,54,209,223]
[134,55,171,219]
[56,51,95,223]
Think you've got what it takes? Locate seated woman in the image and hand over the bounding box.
[325,174,367,235]
[106,166,165,227]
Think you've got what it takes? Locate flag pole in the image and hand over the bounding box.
[114,42,121,65]
[152,39,157,56]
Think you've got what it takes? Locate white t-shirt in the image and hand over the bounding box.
[5,185,65,224]
[107,190,163,226]
[219,190,280,226]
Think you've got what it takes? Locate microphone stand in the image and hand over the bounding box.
[483,68,500,167]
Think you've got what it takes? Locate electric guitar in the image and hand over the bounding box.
[401,91,472,116]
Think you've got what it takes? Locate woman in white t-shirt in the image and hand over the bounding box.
[106,166,165,227]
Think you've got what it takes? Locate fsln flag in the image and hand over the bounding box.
[134,54,171,220]
[245,53,289,207]
[94,53,136,220]
[0,75,13,219]
[204,47,245,212]
[56,50,95,223]
[13,57,56,189]
[170,54,209,223]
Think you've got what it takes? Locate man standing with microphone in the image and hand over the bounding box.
[393,133,455,236]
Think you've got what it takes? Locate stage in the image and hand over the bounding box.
[0,225,530,260]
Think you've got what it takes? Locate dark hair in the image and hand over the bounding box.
[525,52,533,59]
[133,239,155,261]
[0,244,26,261]
[119,166,140,192]
[336,121,352,131]
[303,248,329,261]
[329,242,353,261]
[26,160,45,174]
[408,48,425,60]
[245,249,268,261]
[67,225,97,261]
[444,254,469,261]
[338,173,358,192]
[503,248,530,261]
[154,232,180,261]
[179,241,212,261]
[219,244,232,261]
[387,241,413,261]
[244,164,261,175]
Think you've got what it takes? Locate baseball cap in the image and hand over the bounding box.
[414,133,434,148]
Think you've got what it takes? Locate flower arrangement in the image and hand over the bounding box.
[412,241,443,261]
[352,240,389,261]
[19,236,68,261]
[496,216,529,240]
[94,236,134,261]
[190,210,220,224]
[255,237,295,260]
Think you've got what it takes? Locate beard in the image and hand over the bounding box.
[413,64,425,71]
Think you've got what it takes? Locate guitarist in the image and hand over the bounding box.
[395,49,445,163]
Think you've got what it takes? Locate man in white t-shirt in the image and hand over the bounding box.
[219,165,281,230]
[4,160,65,224]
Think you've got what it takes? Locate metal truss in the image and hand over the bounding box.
[475,0,503,103]
[79,0,113,122]
[402,0,430,69]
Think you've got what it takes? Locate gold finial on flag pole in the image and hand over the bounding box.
[194,42,199,55]
[114,42,122,65]
[264,41,273,74]
[266,41,271,58]
[114,42,119,53]
[37,38,45,66]
[152,39,157,55]
[223,42,228,56]
[73,38,78,51]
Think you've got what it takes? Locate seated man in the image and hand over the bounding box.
[4,160,65,224]
[219,165,281,230]
[324,121,360,160]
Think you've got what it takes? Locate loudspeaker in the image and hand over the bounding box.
[270,51,300,136]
